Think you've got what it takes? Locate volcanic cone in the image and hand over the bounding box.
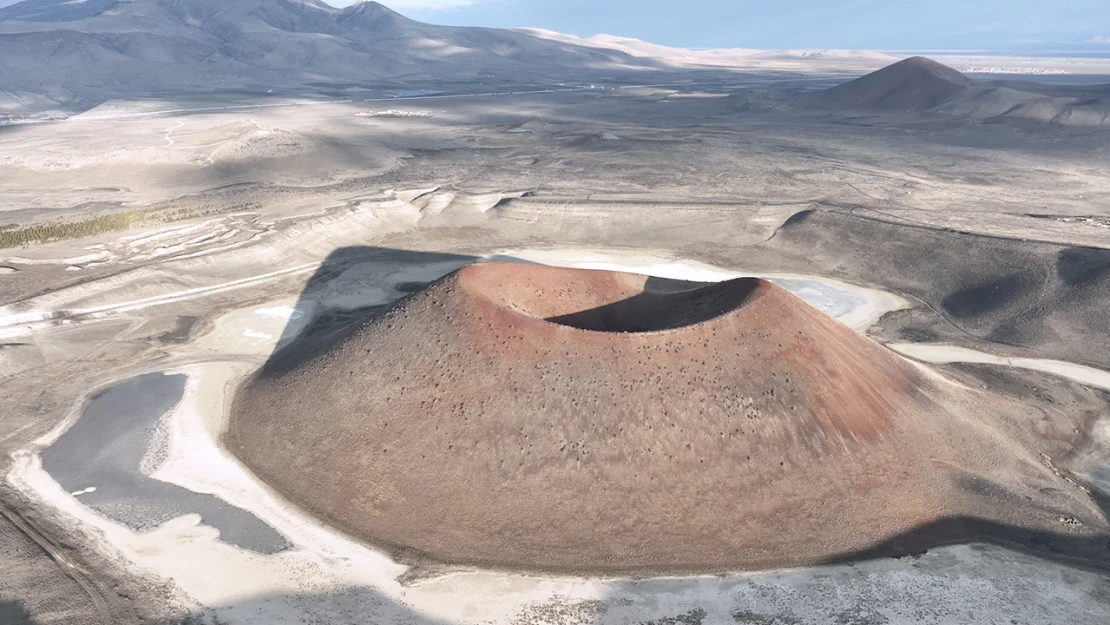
[228,262,1107,572]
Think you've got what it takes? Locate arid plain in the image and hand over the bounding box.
[2,50,1110,625]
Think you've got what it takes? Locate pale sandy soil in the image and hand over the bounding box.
[891,343,1110,391]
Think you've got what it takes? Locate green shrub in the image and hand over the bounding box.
[0,202,263,249]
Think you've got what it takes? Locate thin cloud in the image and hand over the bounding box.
[1087,35,1109,44]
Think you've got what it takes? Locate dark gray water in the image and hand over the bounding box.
[42,373,289,554]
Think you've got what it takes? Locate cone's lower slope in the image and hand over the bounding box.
[228,262,1105,572]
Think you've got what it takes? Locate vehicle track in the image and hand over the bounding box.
[0,490,113,624]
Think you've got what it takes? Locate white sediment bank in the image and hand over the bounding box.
[8,250,1110,624]
[890,343,1110,392]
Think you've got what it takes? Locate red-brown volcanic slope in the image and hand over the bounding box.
[228,262,1106,573]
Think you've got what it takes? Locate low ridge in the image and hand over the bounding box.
[228,262,1107,573]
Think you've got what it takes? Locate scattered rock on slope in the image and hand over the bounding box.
[229,262,1108,573]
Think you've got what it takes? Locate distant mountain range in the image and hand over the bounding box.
[0,0,667,110]
[0,0,909,113]
[2,0,1105,126]
[519,29,898,69]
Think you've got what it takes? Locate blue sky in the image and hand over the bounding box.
[360,0,1110,51]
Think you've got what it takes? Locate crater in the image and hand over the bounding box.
[460,261,762,333]
[227,262,1101,574]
